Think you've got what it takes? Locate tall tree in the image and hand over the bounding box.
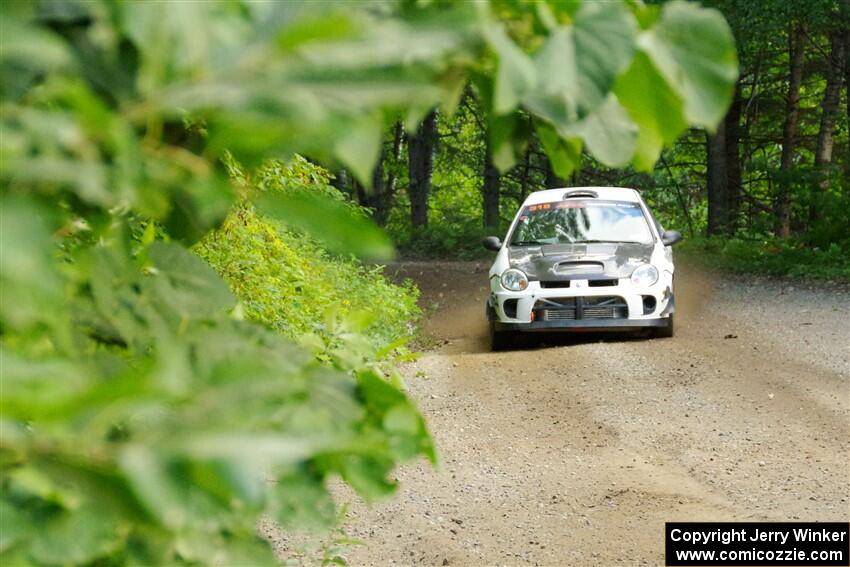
[841,0,850,170]
[355,122,404,225]
[706,121,729,235]
[482,141,501,229]
[814,31,846,182]
[774,23,805,237]
[408,110,438,228]
[724,86,743,233]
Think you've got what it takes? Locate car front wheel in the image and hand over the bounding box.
[489,321,516,351]
[653,314,674,338]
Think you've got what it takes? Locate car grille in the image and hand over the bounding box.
[582,306,625,318]
[535,296,628,321]
[543,308,576,320]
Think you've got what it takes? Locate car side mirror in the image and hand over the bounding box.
[661,230,683,246]
[482,236,502,251]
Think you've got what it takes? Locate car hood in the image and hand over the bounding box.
[508,242,654,281]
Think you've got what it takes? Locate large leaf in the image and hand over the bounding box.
[568,94,637,168]
[570,1,637,117]
[523,1,636,133]
[148,242,236,316]
[613,51,687,171]
[536,121,582,179]
[483,24,536,115]
[0,198,68,341]
[256,190,394,260]
[30,504,124,566]
[640,0,738,129]
[333,113,383,188]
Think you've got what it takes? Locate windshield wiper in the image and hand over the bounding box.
[511,240,544,246]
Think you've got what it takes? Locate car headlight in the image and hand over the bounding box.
[500,268,529,291]
[630,264,659,287]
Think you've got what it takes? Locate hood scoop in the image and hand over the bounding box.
[555,261,604,275]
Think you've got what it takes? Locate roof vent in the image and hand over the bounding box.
[563,189,598,199]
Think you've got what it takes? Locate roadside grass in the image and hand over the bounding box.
[677,237,850,282]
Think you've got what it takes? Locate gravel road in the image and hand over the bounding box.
[272,261,850,566]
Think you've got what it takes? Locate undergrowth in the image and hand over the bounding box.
[678,237,850,281]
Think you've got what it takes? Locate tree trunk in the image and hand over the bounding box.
[370,152,388,223]
[774,23,805,238]
[724,85,742,234]
[351,123,404,226]
[482,142,501,229]
[814,31,845,178]
[706,122,728,236]
[350,150,389,224]
[519,147,532,202]
[842,0,850,171]
[407,110,438,229]
[808,30,846,226]
[374,122,404,226]
[846,35,850,182]
[846,28,850,183]
[380,123,403,223]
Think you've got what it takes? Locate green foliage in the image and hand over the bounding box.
[2,219,434,565]
[1,0,739,564]
[481,0,737,171]
[679,237,850,280]
[195,157,421,349]
[393,223,496,260]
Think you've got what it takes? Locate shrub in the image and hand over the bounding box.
[195,157,421,350]
[679,236,850,281]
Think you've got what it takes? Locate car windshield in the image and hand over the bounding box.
[510,199,654,246]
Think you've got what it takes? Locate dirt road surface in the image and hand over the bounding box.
[274,261,850,566]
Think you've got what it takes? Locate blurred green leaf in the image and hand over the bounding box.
[334,114,383,188]
[0,16,71,72]
[525,2,636,132]
[271,472,335,530]
[341,456,396,502]
[0,197,68,341]
[614,51,687,171]
[568,93,637,167]
[277,12,358,51]
[30,506,123,565]
[256,190,395,260]
[148,241,236,316]
[484,24,536,115]
[641,0,738,129]
[536,121,582,179]
[0,498,28,553]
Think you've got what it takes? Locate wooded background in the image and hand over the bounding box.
[335,0,850,257]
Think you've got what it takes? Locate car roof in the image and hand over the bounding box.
[522,186,642,205]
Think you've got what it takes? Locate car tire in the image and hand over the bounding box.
[489,321,515,351]
[653,314,674,338]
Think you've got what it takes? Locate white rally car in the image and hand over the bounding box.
[483,187,683,350]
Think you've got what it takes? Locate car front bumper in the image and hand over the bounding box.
[488,274,674,332]
[493,317,669,332]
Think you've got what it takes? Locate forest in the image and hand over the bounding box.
[0,0,846,566]
[333,0,850,278]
